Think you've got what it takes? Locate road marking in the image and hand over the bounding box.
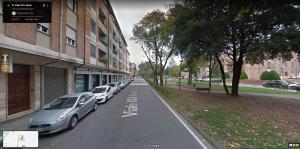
[130,83,148,86]
[149,86,209,149]
[121,91,138,118]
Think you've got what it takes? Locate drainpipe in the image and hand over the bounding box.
[59,0,64,59]
[73,0,87,90]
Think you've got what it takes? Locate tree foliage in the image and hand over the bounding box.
[169,0,300,96]
[132,10,175,86]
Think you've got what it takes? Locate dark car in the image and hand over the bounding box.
[262,80,288,88]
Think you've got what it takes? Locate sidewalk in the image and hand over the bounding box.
[165,84,300,100]
[0,112,34,130]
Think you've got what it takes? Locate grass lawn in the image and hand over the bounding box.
[166,79,300,94]
[148,80,300,148]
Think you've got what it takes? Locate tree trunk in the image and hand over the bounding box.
[154,53,158,85]
[160,70,164,87]
[159,53,164,87]
[215,55,229,94]
[188,65,192,85]
[208,56,212,93]
[231,59,243,96]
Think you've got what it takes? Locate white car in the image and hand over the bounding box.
[288,82,300,90]
[120,80,126,89]
[108,82,119,94]
[91,85,113,104]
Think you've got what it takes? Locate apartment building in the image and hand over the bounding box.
[220,54,300,80]
[0,0,130,122]
[74,0,129,92]
[243,54,300,80]
[129,62,137,76]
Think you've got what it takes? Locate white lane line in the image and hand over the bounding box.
[149,86,209,149]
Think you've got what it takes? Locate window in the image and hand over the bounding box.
[90,43,96,57]
[267,61,271,69]
[66,26,76,47]
[90,0,96,10]
[271,62,275,69]
[98,28,107,45]
[285,71,288,76]
[79,94,89,103]
[66,37,76,47]
[113,31,117,41]
[98,50,106,64]
[113,44,117,55]
[67,0,76,12]
[90,18,96,33]
[113,58,117,67]
[0,0,3,15]
[291,62,294,68]
[99,7,106,26]
[37,23,49,34]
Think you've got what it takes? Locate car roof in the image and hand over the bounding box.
[59,92,91,98]
[95,85,109,88]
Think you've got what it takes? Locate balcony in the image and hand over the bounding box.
[112,45,118,55]
[98,57,107,68]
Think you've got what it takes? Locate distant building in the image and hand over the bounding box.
[129,63,137,76]
[223,54,300,80]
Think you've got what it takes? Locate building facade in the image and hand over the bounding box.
[0,0,130,122]
[129,62,137,76]
[243,54,300,80]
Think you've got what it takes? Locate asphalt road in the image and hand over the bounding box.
[39,78,210,149]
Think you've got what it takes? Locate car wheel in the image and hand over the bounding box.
[92,103,98,111]
[68,115,78,129]
[291,86,296,90]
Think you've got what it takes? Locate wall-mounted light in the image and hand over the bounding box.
[1,53,13,73]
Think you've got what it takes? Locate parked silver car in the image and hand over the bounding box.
[28,92,97,134]
[120,80,126,89]
[108,82,120,94]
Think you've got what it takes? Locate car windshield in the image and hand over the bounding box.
[45,97,77,110]
[108,83,115,87]
[92,88,106,93]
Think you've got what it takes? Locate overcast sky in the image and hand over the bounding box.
[110,0,174,66]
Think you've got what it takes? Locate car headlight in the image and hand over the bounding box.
[55,114,66,123]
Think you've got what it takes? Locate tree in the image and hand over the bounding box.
[170,0,300,96]
[260,70,281,80]
[169,2,230,94]
[169,66,179,78]
[138,61,153,79]
[132,10,175,87]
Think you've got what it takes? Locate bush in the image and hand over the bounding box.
[240,71,248,80]
[260,70,281,80]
